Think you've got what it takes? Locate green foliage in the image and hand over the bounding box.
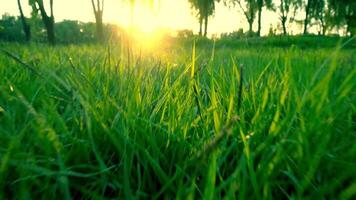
[277,0,302,35]
[0,15,121,44]
[327,0,356,36]
[189,0,217,36]
[220,28,258,38]
[189,0,216,19]
[0,15,24,42]
[0,39,355,199]
[177,29,194,38]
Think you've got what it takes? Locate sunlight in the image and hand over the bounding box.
[128,28,164,50]
[119,2,169,51]
[130,2,160,34]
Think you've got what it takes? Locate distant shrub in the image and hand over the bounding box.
[220,28,244,39]
[220,29,261,40]
[0,14,122,44]
[177,29,194,39]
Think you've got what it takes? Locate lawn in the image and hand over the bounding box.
[0,39,355,199]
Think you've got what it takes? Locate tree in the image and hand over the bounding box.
[303,0,311,34]
[189,0,216,37]
[302,0,325,35]
[189,0,204,36]
[91,0,104,42]
[292,0,330,35]
[17,0,31,42]
[277,0,301,35]
[0,14,24,42]
[299,0,329,35]
[202,0,216,37]
[227,0,259,34]
[327,0,355,36]
[29,0,55,45]
[279,0,291,35]
[256,0,272,36]
[310,0,327,35]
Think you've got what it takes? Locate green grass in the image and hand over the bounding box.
[182,35,356,49]
[0,39,355,199]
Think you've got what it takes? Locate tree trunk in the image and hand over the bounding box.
[17,0,31,42]
[320,18,326,35]
[257,6,262,37]
[282,16,287,35]
[280,0,288,35]
[44,17,55,45]
[204,15,208,37]
[92,0,105,43]
[40,14,55,45]
[248,19,253,34]
[346,15,355,37]
[95,12,104,42]
[199,16,203,36]
[37,0,55,45]
[303,0,310,35]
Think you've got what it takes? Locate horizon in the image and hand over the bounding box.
[0,0,331,37]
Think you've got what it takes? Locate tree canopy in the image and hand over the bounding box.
[189,0,217,37]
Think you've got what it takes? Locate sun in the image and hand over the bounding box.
[122,2,167,50]
[130,2,160,34]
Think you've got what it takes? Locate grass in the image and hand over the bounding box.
[182,35,356,49]
[0,39,355,199]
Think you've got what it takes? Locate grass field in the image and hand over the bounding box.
[0,39,355,199]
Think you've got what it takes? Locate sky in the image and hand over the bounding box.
[0,0,308,36]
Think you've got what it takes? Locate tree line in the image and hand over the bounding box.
[0,13,122,44]
[1,0,355,45]
[189,0,355,37]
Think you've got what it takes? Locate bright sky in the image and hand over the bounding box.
[1,0,307,36]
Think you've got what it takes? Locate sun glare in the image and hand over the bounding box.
[123,3,168,50]
[130,3,160,34]
[127,29,162,50]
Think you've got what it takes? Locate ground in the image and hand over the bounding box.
[0,38,355,199]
